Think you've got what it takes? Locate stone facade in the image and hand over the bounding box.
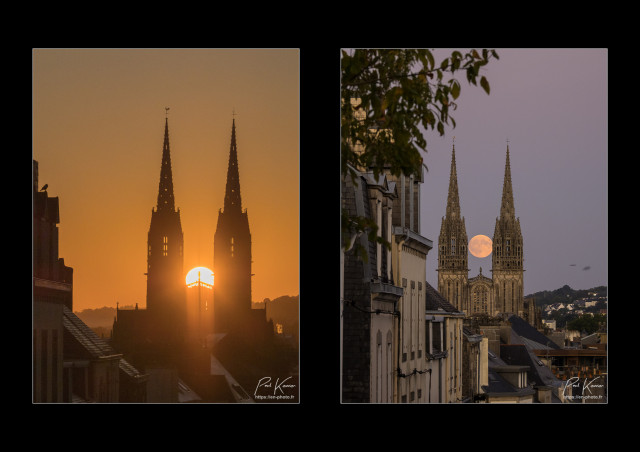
[438,145,528,321]
[437,145,469,314]
[341,166,401,403]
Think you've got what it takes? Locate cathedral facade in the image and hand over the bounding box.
[437,144,525,319]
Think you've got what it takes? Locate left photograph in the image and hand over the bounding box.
[33,48,299,403]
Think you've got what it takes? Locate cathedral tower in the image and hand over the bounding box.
[437,144,469,313]
[146,115,186,331]
[491,145,524,316]
[214,119,253,334]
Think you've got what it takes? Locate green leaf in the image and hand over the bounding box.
[440,58,449,70]
[451,80,460,99]
[480,76,490,94]
[425,50,435,69]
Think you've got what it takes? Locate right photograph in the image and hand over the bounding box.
[340,49,608,404]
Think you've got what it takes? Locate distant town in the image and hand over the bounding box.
[530,285,607,332]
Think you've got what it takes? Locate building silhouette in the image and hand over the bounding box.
[111,116,189,399]
[109,114,282,402]
[213,118,271,342]
[437,144,527,320]
[33,160,73,310]
[33,159,147,403]
[146,116,187,335]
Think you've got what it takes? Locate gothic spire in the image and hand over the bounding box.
[445,142,462,220]
[223,118,242,213]
[156,116,176,212]
[499,144,515,220]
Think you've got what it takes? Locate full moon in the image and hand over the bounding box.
[468,235,493,258]
[186,266,214,286]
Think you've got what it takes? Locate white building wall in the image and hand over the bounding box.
[392,239,428,403]
[370,299,395,403]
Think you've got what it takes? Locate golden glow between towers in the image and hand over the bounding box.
[186,266,214,287]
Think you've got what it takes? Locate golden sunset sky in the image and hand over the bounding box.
[33,48,299,311]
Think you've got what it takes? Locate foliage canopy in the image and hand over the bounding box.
[341,49,499,255]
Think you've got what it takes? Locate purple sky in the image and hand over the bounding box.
[419,48,607,294]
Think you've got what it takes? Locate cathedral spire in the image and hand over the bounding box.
[438,140,469,312]
[499,144,515,220]
[223,118,242,213]
[156,115,176,212]
[445,142,462,220]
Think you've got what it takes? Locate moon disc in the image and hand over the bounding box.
[468,235,492,258]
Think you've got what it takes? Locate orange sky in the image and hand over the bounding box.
[33,49,299,312]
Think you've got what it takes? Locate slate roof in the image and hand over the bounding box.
[502,315,565,402]
[508,315,561,350]
[63,306,145,378]
[484,349,536,397]
[424,281,461,313]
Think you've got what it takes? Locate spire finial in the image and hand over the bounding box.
[165,106,170,118]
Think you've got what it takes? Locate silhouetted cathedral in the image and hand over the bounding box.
[109,113,281,402]
[437,144,527,320]
[147,117,187,338]
[213,119,270,341]
[112,116,186,370]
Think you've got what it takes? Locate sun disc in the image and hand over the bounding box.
[468,235,493,258]
[186,266,214,286]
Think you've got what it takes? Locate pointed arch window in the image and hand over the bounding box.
[230,237,234,257]
[163,236,168,256]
